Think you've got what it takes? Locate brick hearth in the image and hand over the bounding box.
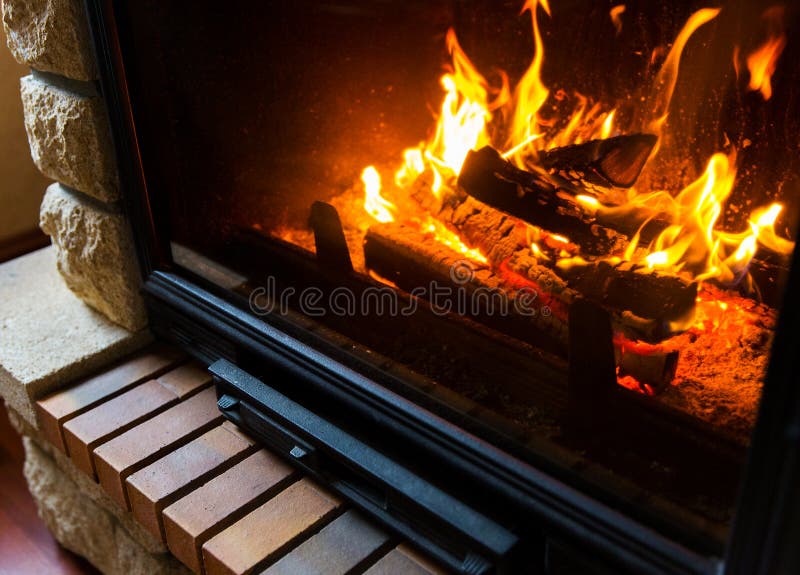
[28,344,444,575]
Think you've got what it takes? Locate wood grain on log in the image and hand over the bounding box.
[364,222,679,389]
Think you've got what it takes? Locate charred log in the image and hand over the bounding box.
[364,221,679,390]
[458,146,628,256]
[538,133,658,189]
[363,221,570,355]
[556,259,697,321]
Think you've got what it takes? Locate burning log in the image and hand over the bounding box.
[364,221,680,389]
[555,259,697,321]
[457,144,674,247]
[454,146,698,321]
[363,221,570,353]
[538,134,658,189]
[458,146,628,256]
[614,335,679,394]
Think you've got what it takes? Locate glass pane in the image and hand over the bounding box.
[118,0,799,547]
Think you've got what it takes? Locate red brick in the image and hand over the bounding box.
[93,387,223,508]
[261,510,392,575]
[163,450,297,574]
[126,422,257,541]
[35,344,184,451]
[61,362,212,478]
[202,478,341,575]
[155,363,213,398]
[364,545,449,575]
[62,380,177,477]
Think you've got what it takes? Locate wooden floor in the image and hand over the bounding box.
[0,399,98,575]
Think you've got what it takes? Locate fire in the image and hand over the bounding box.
[505,0,551,162]
[645,7,720,134]
[746,35,786,101]
[614,153,794,283]
[609,5,626,36]
[744,6,787,101]
[358,2,794,284]
[362,166,395,224]
[422,217,488,264]
[418,29,499,187]
[600,109,616,139]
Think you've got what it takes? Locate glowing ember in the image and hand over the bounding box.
[575,194,600,212]
[422,217,488,264]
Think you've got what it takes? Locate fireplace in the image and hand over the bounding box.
[83,0,800,573]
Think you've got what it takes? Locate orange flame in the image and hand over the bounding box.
[362,166,395,223]
[746,6,787,101]
[610,5,626,36]
[423,217,488,264]
[646,8,720,134]
[746,36,786,100]
[505,0,551,163]
[358,2,794,283]
[614,152,794,283]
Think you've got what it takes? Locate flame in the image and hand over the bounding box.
[746,36,786,100]
[357,2,794,290]
[395,148,425,189]
[745,6,787,101]
[530,241,550,261]
[362,166,395,223]
[609,5,626,36]
[505,0,551,163]
[423,217,488,264]
[424,29,498,178]
[646,8,720,134]
[617,152,794,283]
[600,109,616,139]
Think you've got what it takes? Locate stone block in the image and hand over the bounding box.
[2,0,97,80]
[7,406,169,555]
[39,183,147,331]
[0,246,150,426]
[22,436,191,575]
[21,73,118,201]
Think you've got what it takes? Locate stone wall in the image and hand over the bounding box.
[1,0,158,572]
[2,0,146,332]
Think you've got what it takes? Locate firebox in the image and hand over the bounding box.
[85,0,800,573]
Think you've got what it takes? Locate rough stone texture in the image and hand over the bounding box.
[0,246,150,426]
[21,74,119,201]
[2,0,96,80]
[6,406,169,555]
[40,183,147,331]
[23,436,191,575]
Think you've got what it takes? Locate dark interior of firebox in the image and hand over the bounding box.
[118,0,799,549]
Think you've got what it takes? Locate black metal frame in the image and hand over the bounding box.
[83,1,800,573]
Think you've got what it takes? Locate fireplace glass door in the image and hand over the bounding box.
[95,0,799,565]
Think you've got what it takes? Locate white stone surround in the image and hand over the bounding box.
[3,0,143,329]
[0,247,149,425]
[0,0,173,572]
